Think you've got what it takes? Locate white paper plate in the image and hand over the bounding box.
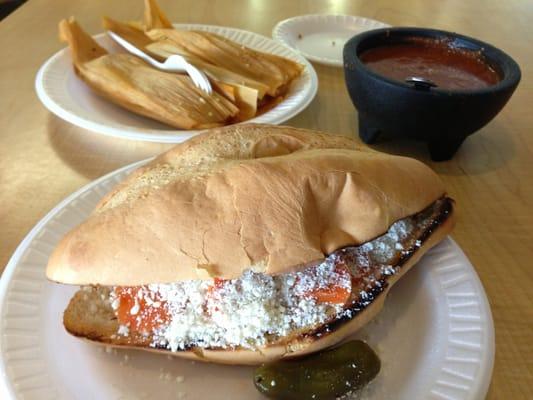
[272,14,390,67]
[0,160,494,400]
[35,24,318,143]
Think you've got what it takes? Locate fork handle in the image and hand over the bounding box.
[107,31,163,69]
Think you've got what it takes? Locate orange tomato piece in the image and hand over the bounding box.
[114,286,170,333]
[305,265,352,305]
[205,278,226,298]
[205,278,227,314]
[213,277,226,289]
[307,286,351,304]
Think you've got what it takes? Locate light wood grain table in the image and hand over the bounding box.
[1,0,531,398]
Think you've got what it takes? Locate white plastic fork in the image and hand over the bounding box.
[107,31,212,94]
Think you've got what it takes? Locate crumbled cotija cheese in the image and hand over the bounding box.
[111,259,350,351]
[110,214,419,351]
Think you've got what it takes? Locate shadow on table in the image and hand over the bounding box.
[363,119,516,176]
[46,115,172,180]
[47,108,515,180]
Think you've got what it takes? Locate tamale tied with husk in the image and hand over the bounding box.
[142,0,303,98]
[59,18,239,129]
[146,29,302,97]
[103,16,260,122]
[144,40,270,98]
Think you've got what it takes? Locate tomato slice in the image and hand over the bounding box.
[113,264,352,334]
[205,278,227,314]
[304,265,352,305]
[307,286,351,304]
[212,277,226,289]
[114,286,170,333]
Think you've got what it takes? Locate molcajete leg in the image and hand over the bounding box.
[358,114,381,144]
[427,133,466,161]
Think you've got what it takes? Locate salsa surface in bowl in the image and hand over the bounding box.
[359,37,500,90]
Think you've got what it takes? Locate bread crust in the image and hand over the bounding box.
[63,200,454,365]
[47,124,445,285]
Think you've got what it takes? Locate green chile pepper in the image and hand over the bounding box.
[253,340,380,400]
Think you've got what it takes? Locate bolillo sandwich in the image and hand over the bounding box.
[46,124,455,365]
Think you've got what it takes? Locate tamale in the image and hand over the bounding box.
[146,40,269,98]
[146,30,302,97]
[143,0,173,30]
[103,16,259,121]
[59,18,239,130]
[142,0,303,97]
[102,16,155,55]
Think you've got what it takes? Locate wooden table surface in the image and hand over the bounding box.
[1,0,531,398]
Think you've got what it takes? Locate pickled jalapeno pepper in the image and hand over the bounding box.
[253,340,380,399]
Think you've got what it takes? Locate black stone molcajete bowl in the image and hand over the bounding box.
[343,27,521,161]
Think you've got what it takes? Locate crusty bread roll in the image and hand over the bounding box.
[47,124,445,285]
[62,197,454,365]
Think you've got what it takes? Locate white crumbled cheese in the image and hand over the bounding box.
[155,262,348,351]
[109,261,348,352]
[117,325,129,336]
[358,219,413,264]
[130,299,140,315]
[108,209,426,352]
[111,297,120,310]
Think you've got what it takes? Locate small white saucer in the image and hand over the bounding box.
[273,14,390,67]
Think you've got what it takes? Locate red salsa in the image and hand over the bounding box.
[359,38,500,90]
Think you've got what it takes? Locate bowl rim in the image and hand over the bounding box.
[343,26,522,95]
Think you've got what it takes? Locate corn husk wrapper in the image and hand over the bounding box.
[102,16,156,56]
[142,0,303,97]
[146,29,302,97]
[143,0,174,30]
[103,16,259,120]
[59,18,238,129]
[146,41,269,98]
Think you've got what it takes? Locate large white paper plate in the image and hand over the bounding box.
[35,24,318,143]
[0,161,494,399]
[272,14,390,67]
